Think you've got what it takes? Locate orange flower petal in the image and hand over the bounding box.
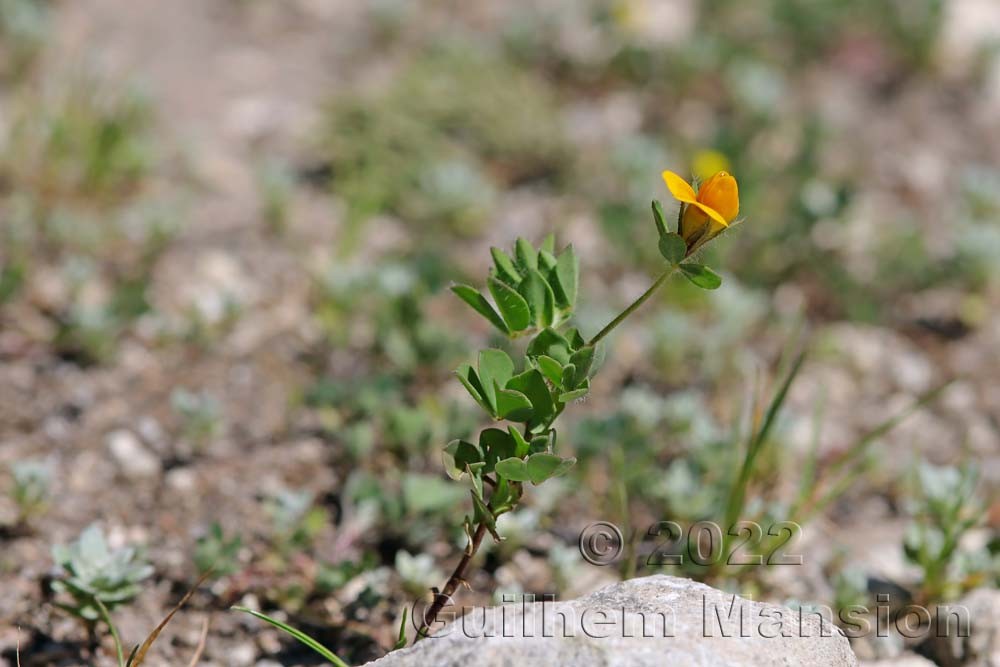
[696,171,739,223]
[661,170,698,204]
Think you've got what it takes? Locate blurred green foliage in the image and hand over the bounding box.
[318,44,569,244]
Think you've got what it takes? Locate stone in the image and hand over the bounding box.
[364,575,858,667]
[920,588,1000,666]
[861,654,936,667]
[106,429,162,478]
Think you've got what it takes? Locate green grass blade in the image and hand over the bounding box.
[232,606,350,667]
[392,607,408,651]
[724,351,806,531]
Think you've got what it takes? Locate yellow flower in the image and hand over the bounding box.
[662,169,740,245]
[691,149,731,183]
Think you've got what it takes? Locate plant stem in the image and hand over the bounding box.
[588,266,678,346]
[416,521,488,640]
[93,597,125,667]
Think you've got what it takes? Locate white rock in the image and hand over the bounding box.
[106,429,162,478]
[227,642,256,667]
[922,588,1000,666]
[366,575,858,666]
[860,654,936,667]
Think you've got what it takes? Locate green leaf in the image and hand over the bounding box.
[553,245,578,309]
[509,426,530,458]
[495,388,533,422]
[393,607,408,651]
[651,199,669,237]
[470,489,498,538]
[559,363,576,388]
[565,328,586,350]
[528,435,549,454]
[506,369,554,424]
[526,453,562,484]
[480,428,516,472]
[443,440,482,480]
[526,453,576,484]
[567,345,596,387]
[515,237,538,273]
[526,328,572,364]
[488,277,531,332]
[540,233,555,255]
[538,249,557,272]
[535,355,564,385]
[478,349,514,414]
[490,247,521,285]
[658,233,687,265]
[454,364,491,414]
[559,387,589,402]
[451,285,509,334]
[553,456,576,478]
[518,269,556,328]
[494,457,530,482]
[232,607,350,667]
[490,476,519,514]
[680,263,723,290]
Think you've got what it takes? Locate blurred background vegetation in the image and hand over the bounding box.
[1,0,999,664]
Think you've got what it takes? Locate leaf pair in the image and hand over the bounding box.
[495,452,576,485]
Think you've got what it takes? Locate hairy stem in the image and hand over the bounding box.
[588,266,678,346]
[416,521,489,640]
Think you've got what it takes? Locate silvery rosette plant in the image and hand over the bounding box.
[51,524,153,622]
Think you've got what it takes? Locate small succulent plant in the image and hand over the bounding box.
[194,522,243,577]
[51,524,153,621]
[10,459,51,523]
